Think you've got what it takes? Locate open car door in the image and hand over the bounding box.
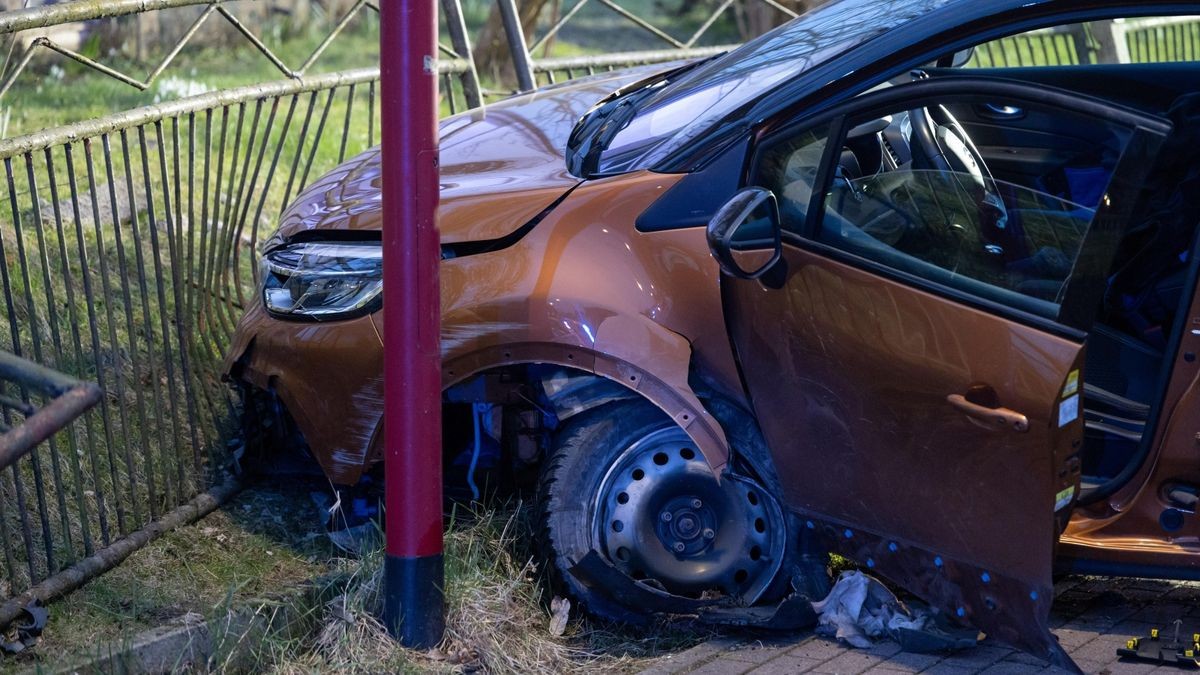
[710,79,1170,670]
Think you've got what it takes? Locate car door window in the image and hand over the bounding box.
[757,129,831,236]
[756,95,1137,321]
[966,17,1200,68]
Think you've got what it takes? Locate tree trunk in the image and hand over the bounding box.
[473,0,554,88]
[735,0,823,41]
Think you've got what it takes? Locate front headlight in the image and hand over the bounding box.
[260,241,383,320]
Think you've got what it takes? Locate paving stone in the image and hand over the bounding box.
[1068,634,1132,663]
[746,655,825,674]
[936,646,1013,669]
[1054,627,1102,648]
[688,658,754,675]
[789,637,855,661]
[644,637,742,673]
[1104,621,1158,638]
[974,662,1045,674]
[872,650,943,672]
[919,665,976,675]
[1076,604,1138,628]
[810,650,893,674]
[1129,604,1191,624]
[866,641,903,658]
[1104,659,1160,674]
[723,644,797,665]
[1063,658,1107,674]
[1001,651,1048,666]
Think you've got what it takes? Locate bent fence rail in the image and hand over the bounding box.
[0,351,101,469]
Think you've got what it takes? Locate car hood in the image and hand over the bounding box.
[271,65,674,246]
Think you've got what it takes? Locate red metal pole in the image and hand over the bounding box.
[380,0,444,649]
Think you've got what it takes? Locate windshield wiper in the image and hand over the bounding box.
[566,85,658,177]
[566,54,724,177]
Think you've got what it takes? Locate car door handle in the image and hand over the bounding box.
[977,103,1025,121]
[947,394,1030,433]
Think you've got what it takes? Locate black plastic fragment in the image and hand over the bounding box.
[0,601,48,655]
[1117,624,1200,669]
[568,551,817,630]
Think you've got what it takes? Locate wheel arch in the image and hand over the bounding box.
[439,339,731,475]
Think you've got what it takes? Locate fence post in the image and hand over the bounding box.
[497,0,537,92]
[1090,19,1132,64]
[380,0,445,650]
[442,0,485,109]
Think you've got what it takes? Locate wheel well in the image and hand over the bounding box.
[441,364,640,501]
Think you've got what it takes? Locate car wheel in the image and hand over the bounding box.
[538,399,792,622]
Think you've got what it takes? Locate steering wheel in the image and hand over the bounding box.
[909,104,1009,254]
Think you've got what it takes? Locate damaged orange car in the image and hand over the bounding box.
[226,0,1200,669]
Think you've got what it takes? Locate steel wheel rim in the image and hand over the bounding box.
[592,426,786,603]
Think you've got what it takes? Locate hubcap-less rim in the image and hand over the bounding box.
[593,427,785,603]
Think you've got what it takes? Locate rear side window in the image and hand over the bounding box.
[966,17,1200,68]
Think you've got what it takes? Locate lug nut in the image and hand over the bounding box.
[691,499,703,509]
[660,511,673,522]
[703,528,715,539]
[673,542,686,553]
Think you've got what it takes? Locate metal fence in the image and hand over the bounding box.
[0,0,390,616]
[0,0,776,622]
[0,66,381,612]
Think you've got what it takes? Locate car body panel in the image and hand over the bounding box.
[722,248,1083,666]
[1060,282,1200,573]
[229,170,743,485]
[272,66,671,247]
[225,308,384,484]
[714,73,1173,668]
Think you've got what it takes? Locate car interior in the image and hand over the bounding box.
[766,35,1200,505]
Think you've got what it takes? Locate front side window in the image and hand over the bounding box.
[756,95,1136,320]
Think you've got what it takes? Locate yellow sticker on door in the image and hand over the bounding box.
[1063,370,1080,398]
[1055,486,1076,511]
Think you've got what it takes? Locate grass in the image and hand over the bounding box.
[1,488,714,673]
[0,13,382,138]
[248,501,715,674]
[0,483,337,673]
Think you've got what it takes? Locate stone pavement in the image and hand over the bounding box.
[639,576,1200,675]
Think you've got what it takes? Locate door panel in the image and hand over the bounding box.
[726,248,1083,664]
[942,104,1109,181]
[719,78,1171,672]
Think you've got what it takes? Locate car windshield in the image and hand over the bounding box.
[595,0,957,174]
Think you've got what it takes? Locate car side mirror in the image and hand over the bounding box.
[707,187,783,280]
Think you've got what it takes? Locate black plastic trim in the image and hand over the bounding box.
[440,181,584,259]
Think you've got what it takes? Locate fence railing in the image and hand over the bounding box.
[0,351,100,470]
[0,66,381,605]
[0,0,784,622]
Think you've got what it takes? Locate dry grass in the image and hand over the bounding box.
[254,502,714,674]
[0,484,334,673]
[0,488,713,672]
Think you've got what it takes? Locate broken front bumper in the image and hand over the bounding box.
[224,302,385,486]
